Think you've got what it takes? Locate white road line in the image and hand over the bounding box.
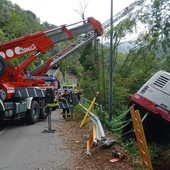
[0,127,9,135]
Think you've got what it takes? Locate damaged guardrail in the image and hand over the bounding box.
[78,101,115,155]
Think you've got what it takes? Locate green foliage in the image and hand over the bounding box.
[4,10,27,38]
[80,42,98,78]
[134,168,143,170]
[0,0,12,26]
[136,0,170,56]
[59,60,68,81]
[123,139,140,158]
[149,143,170,165]
[73,104,84,120]
[0,29,8,42]
[67,49,84,78]
[105,18,135,41]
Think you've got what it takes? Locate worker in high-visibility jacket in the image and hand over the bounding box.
[59,89,70,119]
[45,88,59,114]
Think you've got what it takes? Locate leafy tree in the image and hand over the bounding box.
[136,0,170,56]
[4,10,27,38]
[0,0,12,27]
[59,60,68,82]
[105,18,136,71]
[0,29,8,42]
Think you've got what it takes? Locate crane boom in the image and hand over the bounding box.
[0,17,102,80]
[30,31,95,76]
[102,0,144,30]
[0,17,102,61]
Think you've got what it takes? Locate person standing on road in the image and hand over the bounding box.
[60,89,70,119]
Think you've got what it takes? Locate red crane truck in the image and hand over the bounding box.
[0,17,103,124]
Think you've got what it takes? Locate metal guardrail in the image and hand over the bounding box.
[78,97,116,149]
[79,102,106,142]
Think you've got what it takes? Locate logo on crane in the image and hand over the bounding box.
[15,44,36,55]
[0,44,37,59]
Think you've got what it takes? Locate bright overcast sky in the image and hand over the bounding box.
[10,0,136,26]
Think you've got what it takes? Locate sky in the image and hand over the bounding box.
[10,0,136,26]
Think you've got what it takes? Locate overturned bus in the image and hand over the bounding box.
[122,70,170,144]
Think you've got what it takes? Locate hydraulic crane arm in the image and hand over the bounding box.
[102,0,144,30]
[0,17,102,79]
[30,31,96,76]
[0,17,102,61]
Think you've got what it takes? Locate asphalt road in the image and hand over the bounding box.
[0,110,72,170]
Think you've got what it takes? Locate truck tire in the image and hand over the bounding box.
[39,99,48,119]
[27,100,40,124]
[0,55,7,77]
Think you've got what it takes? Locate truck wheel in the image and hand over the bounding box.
[39,99,48,119]
[27,100,40,124]
[0,55,7,77]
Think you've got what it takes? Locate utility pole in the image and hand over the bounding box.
[101,37,106,108]
[96,38,100,93]
[109,0,113,120]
